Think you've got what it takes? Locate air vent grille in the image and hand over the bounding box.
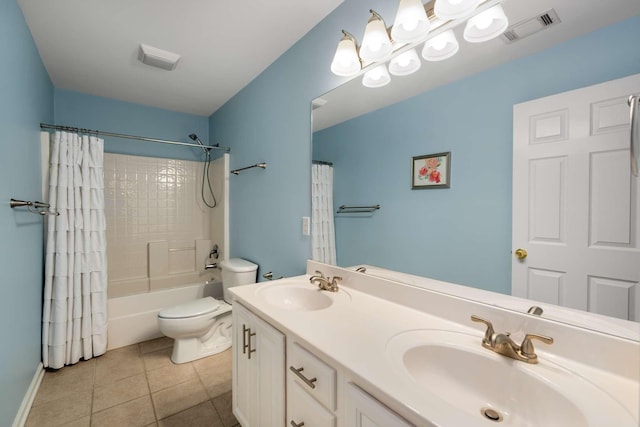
[500,9,561,44]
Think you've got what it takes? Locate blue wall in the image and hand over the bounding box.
[314,16,640,293]
[0,1,53,425]
[55,89,212,161]
[209,0,399,278]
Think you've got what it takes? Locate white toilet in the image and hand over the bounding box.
[157,258,258,364]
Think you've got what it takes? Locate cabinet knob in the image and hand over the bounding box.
[290,421,305,427]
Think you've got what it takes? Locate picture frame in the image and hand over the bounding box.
[411,152,451,189]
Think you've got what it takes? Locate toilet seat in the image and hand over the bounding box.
[158,296,221,319]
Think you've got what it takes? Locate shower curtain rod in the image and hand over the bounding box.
[40,123,231,153]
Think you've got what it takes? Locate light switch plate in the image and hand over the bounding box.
[302,216,310,236]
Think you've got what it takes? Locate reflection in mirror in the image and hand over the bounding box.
[311,0,640,339]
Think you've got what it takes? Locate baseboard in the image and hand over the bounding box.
[12,362,44,427]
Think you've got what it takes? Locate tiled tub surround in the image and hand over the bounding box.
[230,261,640,426]
[104,153,227,299]
[26,337,239,427]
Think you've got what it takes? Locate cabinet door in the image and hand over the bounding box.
[232,303,254,427]
[344,383,412,427]
[254,314,285,426]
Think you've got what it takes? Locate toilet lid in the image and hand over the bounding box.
[158,297,221,319]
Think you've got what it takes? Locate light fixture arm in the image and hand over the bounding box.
[341,30,358,49]
[368,9,386,25]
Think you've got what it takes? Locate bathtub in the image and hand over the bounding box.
[107,281,222,350]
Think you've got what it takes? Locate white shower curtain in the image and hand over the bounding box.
[311,163,336,265]
[42,131,108,369]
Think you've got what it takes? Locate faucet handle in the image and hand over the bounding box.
[520,333,553,357]
[331,276,342,285]
[470,315,495,345]
[314,270,326,279]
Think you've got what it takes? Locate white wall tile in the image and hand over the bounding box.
[104,153,224,298]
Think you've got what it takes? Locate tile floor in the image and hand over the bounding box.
[26,337,239,427]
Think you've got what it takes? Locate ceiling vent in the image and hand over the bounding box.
[138,44,181,71]
[500,9,561,44]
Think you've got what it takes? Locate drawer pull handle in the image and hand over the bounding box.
[242,325,249,355]
[289,366,317,389]
[290,421,305,427]
[248,330,256,359]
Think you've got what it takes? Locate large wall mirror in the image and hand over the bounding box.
[311,0,640,339]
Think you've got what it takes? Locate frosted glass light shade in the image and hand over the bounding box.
[391,0,431,43]
[389,49,421,76]
[330,31,361,76]
[360,11,393,63]
[434,0,482,20]
[422,30,459,61]
[464,5,509,43]
[362,65,391,88]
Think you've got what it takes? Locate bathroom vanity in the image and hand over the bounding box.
[230,260,639,426]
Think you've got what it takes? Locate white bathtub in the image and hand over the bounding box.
[107,282,222,350]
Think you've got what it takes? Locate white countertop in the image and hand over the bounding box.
[230,262,640,426]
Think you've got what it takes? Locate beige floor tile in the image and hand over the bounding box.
[201,369,232,399]
[98,344,140,362]
[95,355,145,386]
[158,401,223,427]
[192,349,231,376]
[152,378,209,420]
[192,350,232,399]
[61,415,91,427]
[139,337,174,354]
[34,360,96,406]
[26,388,92,427]
[212,391,238,427]
[143,347,175,371]
[147,361,198,392]
[91,395,156,427]
[92,373,149,413]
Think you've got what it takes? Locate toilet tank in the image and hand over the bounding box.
[220,258,258,303]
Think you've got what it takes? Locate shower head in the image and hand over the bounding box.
[188,133,208,154]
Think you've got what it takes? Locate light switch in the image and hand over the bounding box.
[302,216,310,236]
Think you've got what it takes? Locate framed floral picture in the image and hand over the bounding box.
[411,152,451,189]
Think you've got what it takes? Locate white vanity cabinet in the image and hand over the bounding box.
[232,302,285,427]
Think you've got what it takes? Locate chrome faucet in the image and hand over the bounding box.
[471,315,553,364]
[309,271,341,292]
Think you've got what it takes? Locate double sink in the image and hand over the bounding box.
[251,277,636,426]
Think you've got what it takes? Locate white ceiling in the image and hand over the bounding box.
[313,0,640,131]
[18,0,344,117]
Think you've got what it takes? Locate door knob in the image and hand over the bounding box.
[514,248,528,259]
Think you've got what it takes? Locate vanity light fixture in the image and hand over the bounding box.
[434,0,482,20]
[464,4,509,42]
[330,31,361,76]
[330,0,509,88]
[391,0,431,43]
[389,48,421,76]
[362,65,391,88]
[422,29,459,61]
[359,10,393,63]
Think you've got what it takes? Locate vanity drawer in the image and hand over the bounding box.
[289,380,336,427]
[288,342,337,410]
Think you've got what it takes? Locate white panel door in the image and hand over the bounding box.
[513,74,640,321]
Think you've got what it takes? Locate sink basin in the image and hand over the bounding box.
[256,281,350,311]
[386,330,636,427]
